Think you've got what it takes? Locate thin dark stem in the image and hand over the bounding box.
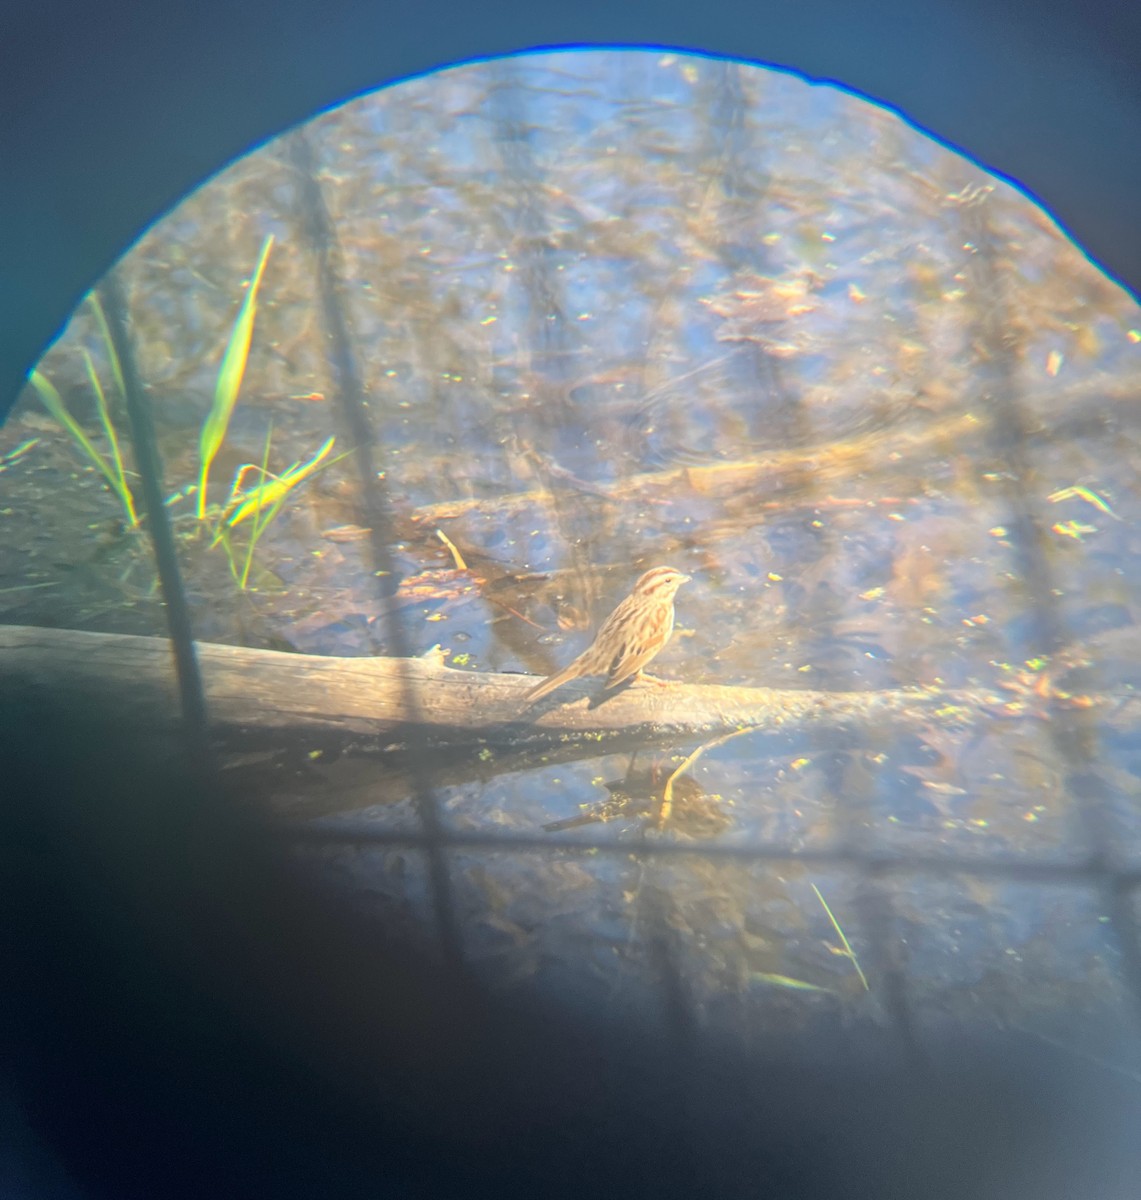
[287,129,463,972]
[97,273,213,770]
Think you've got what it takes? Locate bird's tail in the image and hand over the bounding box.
[524,663,582,702]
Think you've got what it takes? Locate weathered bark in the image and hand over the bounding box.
[6,621,1136,744]
[4,624,1135,819]
[0,623,999,753]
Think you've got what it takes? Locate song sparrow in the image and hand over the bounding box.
[525,566,691,702]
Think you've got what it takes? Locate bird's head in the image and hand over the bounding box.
[633,566,691,599]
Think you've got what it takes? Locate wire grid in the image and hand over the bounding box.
[101,124,1141,1049]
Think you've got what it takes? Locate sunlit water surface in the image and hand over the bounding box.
[3,51,1141,1064]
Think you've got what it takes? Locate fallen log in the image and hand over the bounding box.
[2,623,998,753]
[5,624,1135,820]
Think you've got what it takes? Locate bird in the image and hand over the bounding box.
[525,566,691,702]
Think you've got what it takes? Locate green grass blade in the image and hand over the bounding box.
[82,350,138,527]
[86,292,127,403]
[197,234,275,519]
[29,369,137,525]
[811,883,870,992]
[238,423,275,590]
[227,435,334,527]
[748,973,833,993]
[0,438,40,472]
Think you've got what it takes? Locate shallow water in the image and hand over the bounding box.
[3,50,1141,1064]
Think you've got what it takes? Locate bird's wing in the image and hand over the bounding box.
[604,604,670,688]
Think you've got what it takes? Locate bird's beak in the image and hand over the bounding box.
[679,573,692,583]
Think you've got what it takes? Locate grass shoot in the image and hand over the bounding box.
[197,233,275,519]
[28,369,140,528]
[81,350,138,526]
[27,232,337,593]
[811,883,870,992]
[212,431,339,590]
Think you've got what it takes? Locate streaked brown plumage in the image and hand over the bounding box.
[525,566,691,702]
